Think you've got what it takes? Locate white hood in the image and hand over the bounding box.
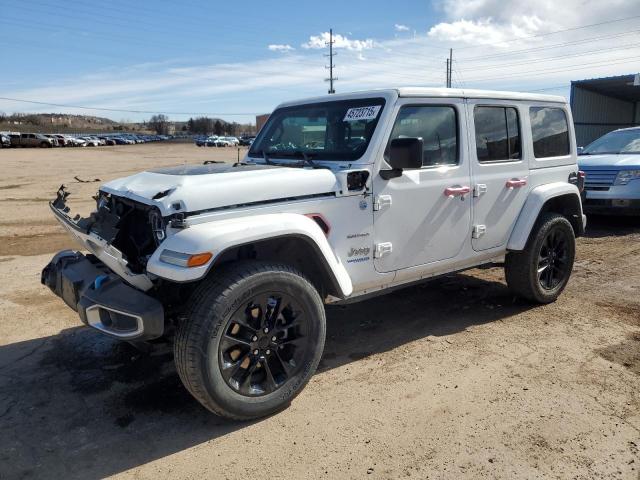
[100,163,340,216]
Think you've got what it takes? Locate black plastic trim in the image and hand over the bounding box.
[42,251,164,340]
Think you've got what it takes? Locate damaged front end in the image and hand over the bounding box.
[42,185,170,340]
[48,185,168,289]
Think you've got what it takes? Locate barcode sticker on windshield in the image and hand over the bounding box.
[343,105,381,122]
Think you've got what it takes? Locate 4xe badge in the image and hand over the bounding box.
[348,247,370,257]
[347,246,371,264]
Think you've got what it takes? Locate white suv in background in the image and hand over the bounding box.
[43,88,585,420]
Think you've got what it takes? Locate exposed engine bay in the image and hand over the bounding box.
[53,185,165,273]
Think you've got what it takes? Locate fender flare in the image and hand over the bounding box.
[507,183,585,251]
[146,213,353,297]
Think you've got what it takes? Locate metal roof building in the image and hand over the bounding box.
[570,73,640,146]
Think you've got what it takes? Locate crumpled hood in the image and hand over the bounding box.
[578,154,640,168]
[100,163,340,216]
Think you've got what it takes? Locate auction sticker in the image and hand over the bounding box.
[343,105,381,122]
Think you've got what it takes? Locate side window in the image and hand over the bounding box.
[474,106,521,162]
[386,105,458,166]
[529,107,570,158]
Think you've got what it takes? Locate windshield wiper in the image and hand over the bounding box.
[275,150,320,168]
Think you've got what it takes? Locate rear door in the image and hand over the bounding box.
[468,101,530,251]
[372,98,472,273]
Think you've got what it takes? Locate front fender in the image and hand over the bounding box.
[146,213,353,297]
[507,183,586,251]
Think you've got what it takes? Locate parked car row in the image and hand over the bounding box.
[0,132,173,148]
[194,135,250,147]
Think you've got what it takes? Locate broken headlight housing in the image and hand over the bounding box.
[148,209,166,244]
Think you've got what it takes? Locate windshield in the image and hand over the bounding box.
[249,98,386,161]
[582,129,640,155]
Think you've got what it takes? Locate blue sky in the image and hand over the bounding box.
[1,0,640,124]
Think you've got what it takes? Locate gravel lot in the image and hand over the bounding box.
[0,144,639,479]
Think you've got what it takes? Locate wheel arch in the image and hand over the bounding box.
[146,213,353,299]
[212,234,347,300]
[507,183,585,251]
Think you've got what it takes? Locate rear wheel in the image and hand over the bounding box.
[505,213,575,303]
[174,262,326,420]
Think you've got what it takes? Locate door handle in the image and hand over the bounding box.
[506,178,527,189]
[444,185,471,198]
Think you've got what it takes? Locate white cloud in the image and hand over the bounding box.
[428,18,538,46]
[429,0,640,46]
[302,32,375,51]
[395,24,410,32]
[268,44,294,52]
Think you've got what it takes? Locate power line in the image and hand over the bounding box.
[0,97,259,116]
[463,55,640,83]
[458,28,640,63]
[453,13,640,51]
[457,42,640,73]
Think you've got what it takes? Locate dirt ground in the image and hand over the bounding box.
[0,143,638,480]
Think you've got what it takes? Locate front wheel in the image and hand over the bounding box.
[505,213,576,304]
[174,262,326,420]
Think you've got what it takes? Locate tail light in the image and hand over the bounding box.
[578,171,586,192]
[569,171,586,193]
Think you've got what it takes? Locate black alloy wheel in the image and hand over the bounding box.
[219,292,310,396]
[537,226,570,290]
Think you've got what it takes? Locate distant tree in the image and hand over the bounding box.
[148,114,170,135]
[188,117,214,135]
[214,120,224,136]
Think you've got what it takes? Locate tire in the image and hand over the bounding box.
[505,213,575,304]
[40,142,49,148]
[174,261,326,420]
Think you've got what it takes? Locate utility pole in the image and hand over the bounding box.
[446,48,453,88]
[446,58,450,88]
[325,28,337,94]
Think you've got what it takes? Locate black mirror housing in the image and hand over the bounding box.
[388,137,423,170]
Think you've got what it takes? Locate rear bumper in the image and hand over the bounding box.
[41,250,164,341]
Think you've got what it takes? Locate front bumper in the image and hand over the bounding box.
[42,251,164,340]
[582,198,640,215]
[583,179,640,215]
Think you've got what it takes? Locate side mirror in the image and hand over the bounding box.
[577,146,584,155]
[381,137,423,179]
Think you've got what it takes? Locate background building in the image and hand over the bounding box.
[256,114,270,133]
[570,73,640,146]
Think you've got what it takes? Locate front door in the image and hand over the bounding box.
[373,99,472,273]
[467,102,530,251]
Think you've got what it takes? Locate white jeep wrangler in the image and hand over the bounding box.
[42,88,586,419]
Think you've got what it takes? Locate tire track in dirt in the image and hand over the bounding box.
[0,232,76,256]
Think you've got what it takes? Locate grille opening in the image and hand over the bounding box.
[102,195,165,273]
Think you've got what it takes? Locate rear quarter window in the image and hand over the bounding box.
[529,107,570,158]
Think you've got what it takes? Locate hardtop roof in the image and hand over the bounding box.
[277,87,566,109]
